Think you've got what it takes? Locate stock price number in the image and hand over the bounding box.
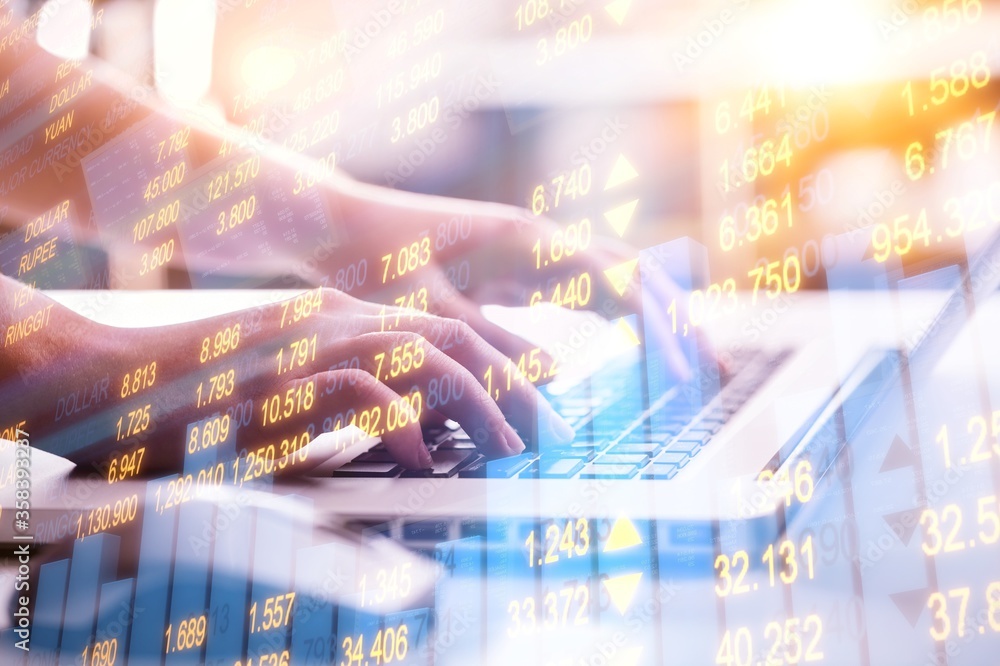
[164,614,207,654]
[533,218,592,269]
[906,110,995,180]
[236,650,290,666]
[719,189,794,252]
[484,348,559,401]
[927,581,1000,641]
[195,369,236,409]
[249,592,295,634]
[280,289,323,329]
[216,194,257,236]
[143,162,186,203]
[260,380,316,427]
[536,15,594,66]
[748,254,802,305]
[81,639,118,666]
[531,165,592,215]
[507,582,591,638]
[105,447,145,484]
[381,236,431,284]
[120,361,156,398]
[715,85,788,134]
[937,409,1000,468]
[358,563,413,608]
[206,155,260,202]
[529,273,592,311]
[375,340,426,381]
[715,536,815,598]
[187,413,231,455]
[379,289,429,332]
[340,622,410,666]
[200,323,241,364]
[524,518,590,568]
[920,497,1000,555]
[276,334,317,375]
[155,126,190,164]
[901,51,990,116]
[720,134,793,193]
[115,404,151,441]
[716,615,823,666]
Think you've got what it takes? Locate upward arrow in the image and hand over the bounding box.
[605,154,639,190]
[879,435,915,473]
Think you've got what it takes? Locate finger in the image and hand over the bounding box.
[259,370,430,470]
[395,314,575,448]
[432,290,558,384]
[329,332,522,458]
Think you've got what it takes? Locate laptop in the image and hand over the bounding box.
[4,226,999,551]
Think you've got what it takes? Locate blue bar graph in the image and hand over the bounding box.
[165,500,215,665]
[28,558,69,665]
[433,536,483,666]
[127,476,180,665]
[93,578,135,666]
[334,602,381,666]
[204,502,255,666]
[164,417,223,665]
[291,543,344,665]
[58,533,120,666]
[246,496,313,660]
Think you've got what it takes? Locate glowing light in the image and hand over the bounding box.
[153,0,216,106]
[241,46,298,94]
[35,0,92,61]
[755,0,881,86]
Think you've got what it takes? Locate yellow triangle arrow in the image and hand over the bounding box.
[603,572,643,615]
[613,318,641,348]
[604,516,643,552]
[605,154,638,191]
[604,199,638,237]
[604,0,633,26]
[603,259,639,297]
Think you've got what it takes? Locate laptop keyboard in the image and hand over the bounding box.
[331,348,791,481]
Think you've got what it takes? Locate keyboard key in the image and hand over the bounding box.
[579,463,640,480]
[540,449,597,462]
[332,462,401,478]
[522,457,586,479]
[401,451,476,478]
[654,451,690,467]
[599,454,650,467]
[353,450,398,463]
[437,438,478,450]
[459,453,535,479]
[677,430,712,446]
[641,463,680,480]
[668,439,703,455]
[609,442,662,457]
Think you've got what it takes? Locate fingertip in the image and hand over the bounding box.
[503,423,526,455]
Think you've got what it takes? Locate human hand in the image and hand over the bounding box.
[318,178,703,381]
[1,282,572,475]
